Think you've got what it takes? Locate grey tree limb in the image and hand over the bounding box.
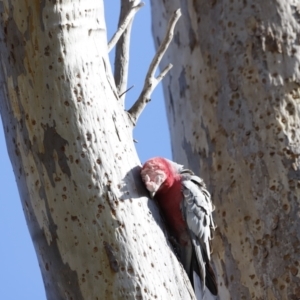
[112,1,144,105]
[107,2,144,53]
[127,8,181,126]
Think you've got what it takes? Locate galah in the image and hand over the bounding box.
[141,157,217,299]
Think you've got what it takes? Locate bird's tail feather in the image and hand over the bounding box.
[191,237,218,296]
[205,261,218,296]
[193,271,204,300]
[193,271,217,300]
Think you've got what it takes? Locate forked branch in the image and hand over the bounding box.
[127,8,181,126]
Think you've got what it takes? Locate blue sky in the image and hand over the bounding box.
[0,1,171,299]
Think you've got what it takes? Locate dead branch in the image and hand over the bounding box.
[127,8,181,126]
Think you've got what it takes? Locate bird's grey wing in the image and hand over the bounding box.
[181,176,216,294]
[181,177,215,257]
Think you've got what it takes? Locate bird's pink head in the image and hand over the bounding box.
[141,157,180,198]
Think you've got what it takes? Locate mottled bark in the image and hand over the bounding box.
[151,0,300,299]
[0,1,194,299]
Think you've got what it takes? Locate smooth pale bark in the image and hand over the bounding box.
[151,0,300,299]
[0,1,194,299]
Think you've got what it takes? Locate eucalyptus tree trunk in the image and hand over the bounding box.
[0,1,194,299]
[151,0,300,299]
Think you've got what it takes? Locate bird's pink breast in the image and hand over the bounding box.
[155,177,187,242]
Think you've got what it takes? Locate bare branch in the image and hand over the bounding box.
[118,85,134,98]
[156,64,173,82]
[144,9,181,82]
[127,8,182,126]
[107,2,144,53]
[114,1,143,106]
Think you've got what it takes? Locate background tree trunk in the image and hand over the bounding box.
[151,0,300,299]
[0,1,194,299]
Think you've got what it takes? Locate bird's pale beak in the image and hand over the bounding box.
[149,191,156,199]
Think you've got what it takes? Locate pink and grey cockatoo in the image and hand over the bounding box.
[141,157,217,299]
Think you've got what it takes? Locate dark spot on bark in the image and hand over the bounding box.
[70,215,79,222]
[155,36,160,48]
[290,266,298,276]
[263,248,268,258]
[174,30,180,46]
[178,68,187,98]
[127,266,134,274]
[44,45,50,56]
[103,241,119,272]
[167,85,176,124]
[188,28,197,51]
[97,204,105,213]
[265,32,282,53]
[38,123,71,186]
